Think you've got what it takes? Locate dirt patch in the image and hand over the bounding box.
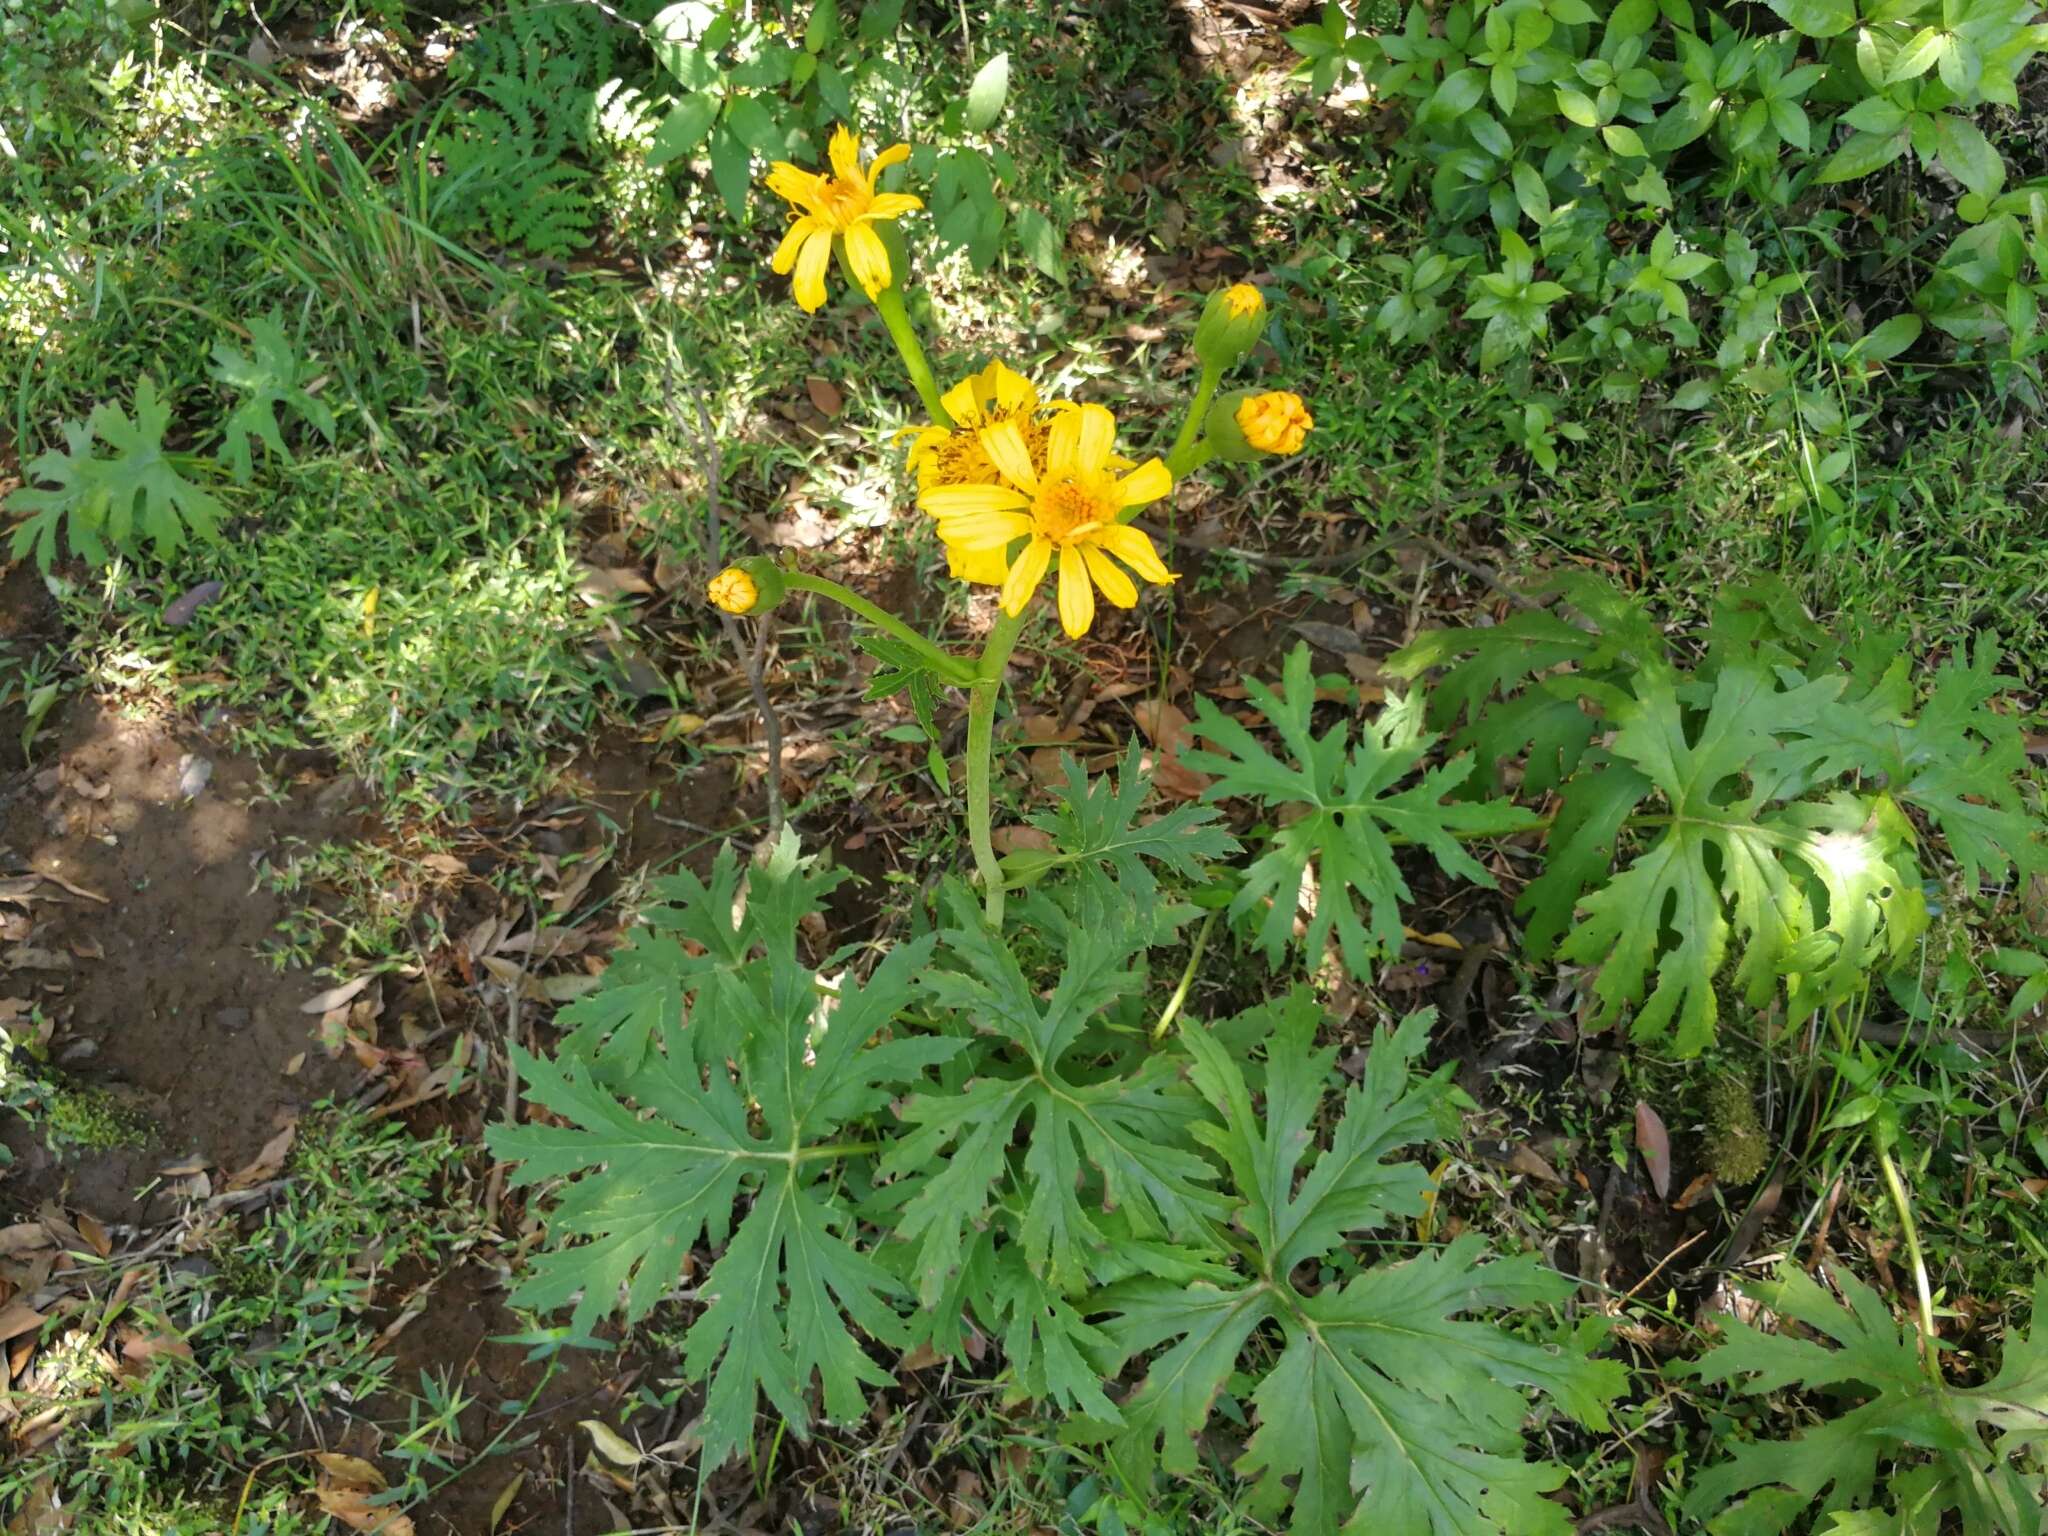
[1,699,356,1219]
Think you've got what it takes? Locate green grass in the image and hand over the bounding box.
[0,1110,467,1533]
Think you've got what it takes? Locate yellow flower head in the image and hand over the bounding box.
[1223,283,1265,320]
[1236,391,1313,455]
[765,126,922,313]
[903,360,1053,585]
[906,360,1047,492]
[708,566,760,614]
[919,403,1176,639]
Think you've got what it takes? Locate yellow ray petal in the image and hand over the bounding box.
[937,509,1034,549]
[791,228,833,311]
[1069,403,1117,474]
[842,221,892,297]
[1112,457,1172,509]
[1092,523,1174,585]
[978,420,1039,492]
[1045,408,1082,481]
[988,360,1037,413]
[828,124,862,183]
[869,141,912,178]
[771,216,820,274]
[862,192,922,220]
[921,483,1030,517]
[1000,535,1053,616]
[948,543,1010,584]
[765,163,824,210]
[1056,546,1095,637]
[1081,543,1138,608]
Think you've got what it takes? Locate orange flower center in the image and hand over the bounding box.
[816,178,868,229]
[1033,475,1112,544]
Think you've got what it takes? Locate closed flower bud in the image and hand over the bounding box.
[707,558,786,615]
[1193,282,1267,370]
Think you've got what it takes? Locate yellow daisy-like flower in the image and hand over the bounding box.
[708,566,760,614]
[919,404,1176,638]
[904,360,1051,585]
[1237,390,1314,454]
[765,125,922,313]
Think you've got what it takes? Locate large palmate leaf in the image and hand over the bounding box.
[7,377,226,569]
[1688,1265,2048,1536]
[1013,739,1240,902]
[1390,572,1665,795]
[1184,643,1537,979]
[552,835,841,1082]
[210,311,337,482]
[1758,644,2048,893]
[1530,663,1928,1053]
[1094,994,1624,1536]
[488,840,960,1467]
[880,879,1226,1301]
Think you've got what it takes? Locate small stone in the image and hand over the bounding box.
[214,1007,251,1033]
[177,754,213,798]
[59,1038,100,1065]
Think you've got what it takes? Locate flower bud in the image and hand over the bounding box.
[1193,282,1267,371]
[707,557,787,615]
[1233,390,1313,455]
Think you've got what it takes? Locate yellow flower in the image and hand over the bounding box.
[708,566,759,614]
[765,125,922,312]
[1236,390,1313,454]
[919,403,1176,639]
[905,360,1056,585]
[1222,283,1265,320]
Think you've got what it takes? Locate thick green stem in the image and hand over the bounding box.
[780,571,975,684]
[874,282,951,427]
[965,608,1027,927]
[1878,1140,1943,1383]
[1164,360,1223,479]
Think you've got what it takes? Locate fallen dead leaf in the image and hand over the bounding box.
[580,1419,643,1468]
[1128,698,1211,799]
[314,1452,387,1490]
[0,1300,47,1344]
[313,1489,414,1535]
[1506,1144,1564,1185]
[300,975,374,1014]
[1634,1100,1673,1201]
[226,1122,296,1191]
[806,375,845,417]
[990,826,1055,854]
[74,1213,110,1259]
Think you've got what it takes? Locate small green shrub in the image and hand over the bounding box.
[1289,0,2048,402]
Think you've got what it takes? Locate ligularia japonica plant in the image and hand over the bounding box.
[487,118,1629,1536]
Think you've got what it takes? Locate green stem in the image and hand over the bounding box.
[965,608,1027,927]
[1152,910,1217,1043]
[874,282,951,427]
[1878,1140,1943,1383]
[1164,360,1223,479]
[780,571,975,684]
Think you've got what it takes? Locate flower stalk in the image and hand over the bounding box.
[1164,360,1222,480]
[874,283,951,428]
[965,607,1026,927]
[780,569,976,684]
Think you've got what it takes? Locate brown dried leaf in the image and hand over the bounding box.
[0,1301,47,1344]
[1634,1100,1672,1201]
[990,827,1055,855]
[1506,1144,1563,1185]
[227,1123,296,1192]
[299,975,374,1015]
[314,1452,387,1491]
[313,1489,414,1535]
[806,375,845,417]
